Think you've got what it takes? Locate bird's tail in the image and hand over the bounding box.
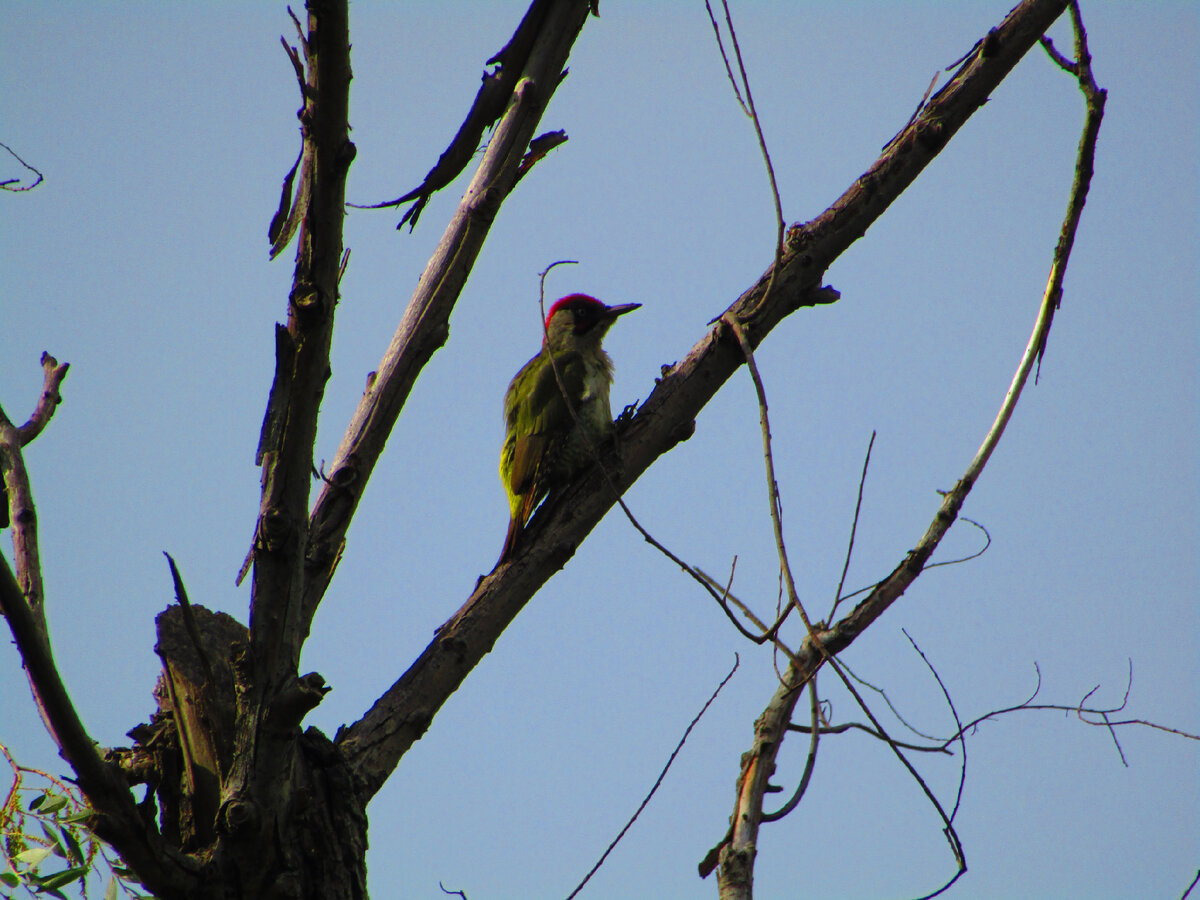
[496,515,523,566]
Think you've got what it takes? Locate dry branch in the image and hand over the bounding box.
[0,405,46,632]
[356,0,579,230]
[336,0,1073,803]
[15,353,70,447]
[246,0,354,691]
[299,0,594,645]
[711,2,1107,895]
[1,376,198,897]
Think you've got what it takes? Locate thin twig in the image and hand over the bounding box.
[884,72,941,153]
[722,317,809,631]
[0,141,44,191]
[829,514,992,610]
[564,656,739,900]
[829,431,874,620]
[824,655,967,897]
[838,658,956,743]
[705,0,785,317]
[1180,868,1200,900]
[762,676,820,821]
[702,1,747,113]
[922,517,991,570]
[825,658,1199,756]
[786,719,954,755]
[903,630,968,823]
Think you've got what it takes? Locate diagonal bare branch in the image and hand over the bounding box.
[566,656,739,900]
[350,0,579,230]
[335,0,1072,802]
[299,0,594,644]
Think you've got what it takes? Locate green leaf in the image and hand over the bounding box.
[14,846,54,867]
[38,867,87,890]
[104,875,119,900]
[56,828,84,867]
[36,795,69,816]
[33,882,68,900]
[0,872,19,887]
[58,810,93,826]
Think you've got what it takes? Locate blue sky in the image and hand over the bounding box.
[2,2,1197,899]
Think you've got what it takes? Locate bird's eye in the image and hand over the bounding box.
[574,309,598,333]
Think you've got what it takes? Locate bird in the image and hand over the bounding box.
[497,293,640,564]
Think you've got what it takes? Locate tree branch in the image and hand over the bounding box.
[15,353,70,447]
[247,0,354,694]
[1,432,197,897]
[0,404,48,632]
[226,0,353,865]
[335,0,1072,802]
[565,656,739,900]
[298,0,593,641]
[352,0,574,231]
[711,1,1105,893]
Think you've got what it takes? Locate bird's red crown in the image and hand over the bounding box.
[545,293,604,328]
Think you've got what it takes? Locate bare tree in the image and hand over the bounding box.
[3,2,1187,899]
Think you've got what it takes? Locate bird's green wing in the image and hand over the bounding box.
[504,351,587,499]
[525,351,587,433]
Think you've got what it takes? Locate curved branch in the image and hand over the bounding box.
[0,140,44,192]
[16,353,70,446]
[761,678,820,822]
[1,531,196,897]
[2,358,196,895]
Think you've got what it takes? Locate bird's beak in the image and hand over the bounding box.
[603,302,641,319]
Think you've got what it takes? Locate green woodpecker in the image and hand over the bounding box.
[497,294,640,563]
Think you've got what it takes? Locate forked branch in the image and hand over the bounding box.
[336,0,1073,804]
[1,362,197,897]
[298,0,595,647]
[710,2,1105,896]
